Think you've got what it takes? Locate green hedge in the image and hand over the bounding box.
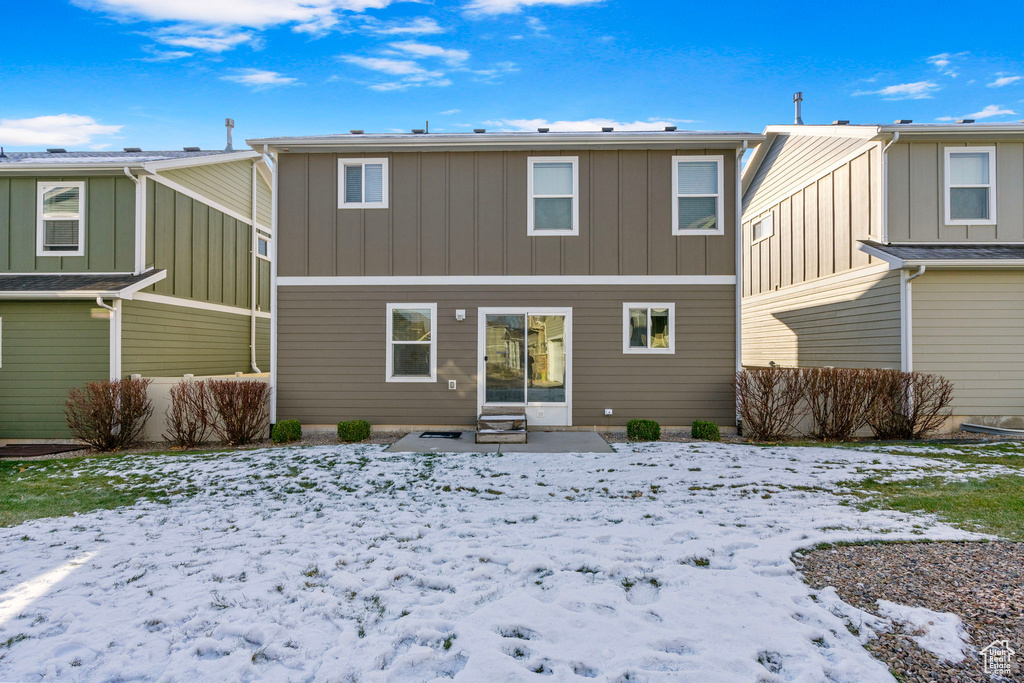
[626,419,660,442]
[271,419,302,444]
[691,420,721,441]
[338,419,372,442]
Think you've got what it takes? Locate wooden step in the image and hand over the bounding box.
[476,407,528,444]
[476,428,527,444]
[478,417,526,432]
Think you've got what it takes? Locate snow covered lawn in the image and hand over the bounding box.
[0,442,997,682]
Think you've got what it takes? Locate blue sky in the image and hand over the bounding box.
[2,0,1023,150]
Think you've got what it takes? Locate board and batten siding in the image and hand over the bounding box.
[743,142,881,297]
[121,299,263,377]
[255,174,272,230]
[0,301,109,438]
[276,285,736,427]
[277,149,738,279]
[159,159,254,221]
[886,141,1024,242]
[912,270,1024,417]
[0,175,135,273]
[742,266,902,369]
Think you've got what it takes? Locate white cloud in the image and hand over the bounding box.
[486,118,694,132]
[222,69,300,90]
[154,28,255,52]
[141,49,193,61]
[0,114,123,147]
[343,55,432,76]
[387,41,470,65]
[525,16,547,34]
[936,104,1018,122]
[364,16,445,35]
[440,109,461,115]
[464,0,601,14]
[988,75,1023,88]
[369,78,451,92]
[854,81,940,100]
[927,51,968,77]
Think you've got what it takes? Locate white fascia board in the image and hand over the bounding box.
[118,269,168,297]
[763,125,882,139]
[903,259,1024,269]
[0,163,148,173]
[856,242,906,268]
[141,150,259,172]
[247,133,764,151]
[277,275,737,286]
[740,133,776,196]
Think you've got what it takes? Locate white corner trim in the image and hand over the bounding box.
[385,303,437,382]
[672,155,725,236]
[147,173,254,226]
[527,156,579,236]
[277,275,736,286]
[338,158,390,209]
[132,291,271,318]
[36,180,86,258]
[622,302,675,354]
[141,150,259,172]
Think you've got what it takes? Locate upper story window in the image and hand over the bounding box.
[752,214,774,243]
[256,235,271,261]
[672,156,724,235]
[945,147,996,225]
[339,158,389,209]
[37,181,85,256]
[623,303,675,354]
[528,156,579,236]
[386,303,437,382]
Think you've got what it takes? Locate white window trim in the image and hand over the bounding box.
[752,213,774,244]
[622,302,675,354]
[944,146,997,226]
[386,303,437,383]
[672,155,725,236]
[256,235,272,262]
[338,158,390,209]
[527,156,579,236]
[0,316,3,368]
[37,181,86,257]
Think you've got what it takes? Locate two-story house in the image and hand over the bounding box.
[0,148,273,440]
[248,128,762,435]
[741,122,1024,430]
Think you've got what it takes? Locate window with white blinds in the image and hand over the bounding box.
[528,156,579,235]
[945,147,996,225]
[672,156,724,235]
[386,303,437,382]
[37,181,85,256]
[338,158,389,209]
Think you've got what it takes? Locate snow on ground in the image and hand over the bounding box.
[875,601,969,663]
[0,442,997,682]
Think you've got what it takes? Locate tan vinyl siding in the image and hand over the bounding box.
[0,301,109,438]
[886,141,1024,242]
[255,174,272,230]
[277,149,737,278]
[159,159,253,219]
[912,270,1024,416]
[743,143,881,297]
[277,284,736,427]
[0,175,135,273]
[742,266,902,369]
[121,299,259,377]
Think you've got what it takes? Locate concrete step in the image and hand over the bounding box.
[476,428,528,444]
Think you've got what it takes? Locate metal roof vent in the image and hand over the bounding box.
[664,126,677,131]
[894,119,913,124]
[47,148,67,153]
[183,146,201,152]
[957,118,975,124]
[123,147,142,152]
[349,129,364,134]
[0,147,6,159]
[411,128,425,134]
[473,128,486,133]
[601,127,614,132]
[832,120,850,125]
[537,127,549,133]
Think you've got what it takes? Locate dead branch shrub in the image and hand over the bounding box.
[207,380,271,445]
[163,379,214,448]
[734,367,804,440]
[65,377,153,451]
[867,370,954,439]
[799,367,876,441]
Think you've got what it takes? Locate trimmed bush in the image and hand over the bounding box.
[207,380,271,445]
[164,379,213,449]
[271,419,303,444]
[734,367,804,441]
[691,420,721,441]
[626,419,660,442]
[338,419,372,442]
[65,377,154,451]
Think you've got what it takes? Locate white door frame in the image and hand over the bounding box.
[477,307,573,426]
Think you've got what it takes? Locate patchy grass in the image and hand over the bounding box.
[844,474,1024,541]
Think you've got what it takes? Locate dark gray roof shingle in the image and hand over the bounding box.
[862,242,1024,261]
[0,271,163,294]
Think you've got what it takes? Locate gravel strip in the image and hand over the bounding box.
[796,541,1023,682]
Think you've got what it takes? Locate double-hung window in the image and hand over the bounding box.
[672,156,724,235]
[339,158,389,209]
[945,147,996,225]
[752,214,774,243]
[386,303,437,382]
[37,181,85,256]
[256,235,271,261]
[623,303,675,354]
[527,156,579,235]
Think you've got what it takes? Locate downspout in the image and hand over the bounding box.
[881,131,899,244]
[95,297,121,380]
[735,140,748,430]
[267,145,279,424]
[900,264,925,372]
[123,167,142,275]
[249,160,262,373]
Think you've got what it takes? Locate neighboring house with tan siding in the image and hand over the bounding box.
[741,122,1024,430]
[248,128,763,433]
[0,148,273,440]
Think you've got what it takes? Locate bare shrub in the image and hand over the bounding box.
[163,379,214,448]
[867,370,954,439]
[734,367,804,440]
[207,380,271,445]
[799,367,877,441]
[65,378,153,451]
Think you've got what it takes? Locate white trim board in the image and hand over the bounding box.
[147,173,254,226]
[141,151,259,172]
[133,292,271,318]
[277,275,736,286]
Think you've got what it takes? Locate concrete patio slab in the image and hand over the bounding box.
[386,430,614,454]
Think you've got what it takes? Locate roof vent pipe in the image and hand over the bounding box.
[793,92,804,125]
[473,128,486,133]
[225,118,235,151]
[537,127,549,133]
[349,129,364,134]
[664,126,677,131]
[0,147,6,159]
[602,127,614,132]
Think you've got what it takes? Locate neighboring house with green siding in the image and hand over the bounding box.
[0,148,272,440]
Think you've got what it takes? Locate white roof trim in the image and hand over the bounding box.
[856,242,1024,269]
[247,132,763,150]
[142,150,259,172]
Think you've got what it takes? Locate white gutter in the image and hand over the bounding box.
[881,131,899,244]
[95,297,122,380]
[249,160,262,373]
[900,264,926,372]
[267,145,279,423]
[735,140,748,427]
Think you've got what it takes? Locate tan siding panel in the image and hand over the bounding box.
[160,159,252,219]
